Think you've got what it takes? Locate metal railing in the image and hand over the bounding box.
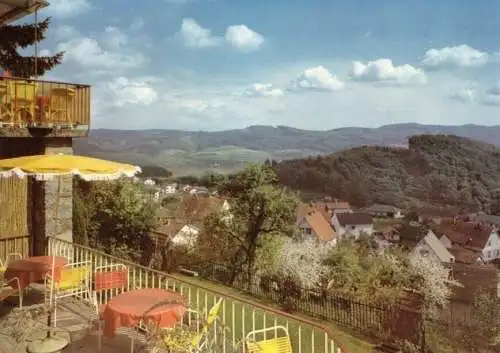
[0,76,91,128]
[48,237,348,353]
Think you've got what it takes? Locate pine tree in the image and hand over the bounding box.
[0,17,64,78]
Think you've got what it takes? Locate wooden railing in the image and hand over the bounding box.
[48,237,348,353]
[0,76,90,128]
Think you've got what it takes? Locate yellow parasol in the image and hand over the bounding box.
[0,154,141,181]
[0,153,142,352]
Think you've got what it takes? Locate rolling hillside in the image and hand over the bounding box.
[274,134,500,211]
[74,124,500,175]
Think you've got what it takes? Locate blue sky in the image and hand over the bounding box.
[29,0,500,130]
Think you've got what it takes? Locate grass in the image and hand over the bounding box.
[168,274,374,353]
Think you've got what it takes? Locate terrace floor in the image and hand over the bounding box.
[0,285,147,353]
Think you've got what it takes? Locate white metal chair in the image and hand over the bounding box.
[0,252,23,275]
[45,260,92,326]
[91,264,129,352]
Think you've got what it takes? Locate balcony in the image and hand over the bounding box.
[0,0,48,25]
[0,77,91,138]
[0,236,347,353]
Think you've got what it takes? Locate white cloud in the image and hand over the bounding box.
[246,83,284,97]
[225,25,264,52]
[482,82,500,106]
[449,88,475,103]
[289,66,344,92]
[349,59,427,85]
[44,0,90,18]
[421,45,489,68]
[180,18,222,49]
[107,77,158,107]
[101,26,128,50]
[56,28,145,72]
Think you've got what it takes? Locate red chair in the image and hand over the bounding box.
[91,264,128,351]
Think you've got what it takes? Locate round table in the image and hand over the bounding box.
[102,288,187,337]
[4,256,68,290]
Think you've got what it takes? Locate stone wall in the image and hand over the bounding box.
[43,139,73,244]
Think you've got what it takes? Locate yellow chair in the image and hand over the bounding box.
[246,326,293,353]
[49,86,75,125]
[6,79,37,125]
[160,297,223,353]
[45,260,92,326]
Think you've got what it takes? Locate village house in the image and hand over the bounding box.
[411,230,455,266]
[331,212,374,239]
[189,186,210,196]
[363,204,404,219]
[297,210,336,245]
[432,220,500,263]
[144,178,155,186]
[163,183,177,195]
[316,200,352,215]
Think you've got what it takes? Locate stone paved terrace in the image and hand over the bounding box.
[0,286,147,353]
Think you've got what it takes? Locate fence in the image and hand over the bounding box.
[190,262,475,345]
[48,237,348,353]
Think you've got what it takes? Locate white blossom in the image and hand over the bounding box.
[409,254,461,314]
[274,238,332,289]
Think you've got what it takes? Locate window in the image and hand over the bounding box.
[350,225,356,230]
[420,249,429,257]
[304,228,312,235]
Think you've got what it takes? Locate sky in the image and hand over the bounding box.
[27,0,500,130]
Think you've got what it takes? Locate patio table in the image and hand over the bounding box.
[102,288,187,337]
[4,256,68,290]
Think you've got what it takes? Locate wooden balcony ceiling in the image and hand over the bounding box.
[0,0,48,25]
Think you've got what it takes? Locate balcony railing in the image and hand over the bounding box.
[47,237,347,353]
[0,76,91,128]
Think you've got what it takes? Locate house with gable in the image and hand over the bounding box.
[433,220,500,263]
[297,210,336,245]
[363,204,404,219]
[331,212,374,239]
[411,230,455,266]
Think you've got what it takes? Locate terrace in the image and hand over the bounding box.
[0,76,91,137]
[0,236,347,353]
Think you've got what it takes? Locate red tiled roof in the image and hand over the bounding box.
[336,212,373,226]
[448,247,481,264]
[296,203,330,223]
[304,211,336,242]
[316,201,351,210]
[437,220,494,250]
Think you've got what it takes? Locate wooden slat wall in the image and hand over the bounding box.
[0,235,30,260]
[0,177,28,238]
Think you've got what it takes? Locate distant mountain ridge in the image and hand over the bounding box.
[74,123,500,175]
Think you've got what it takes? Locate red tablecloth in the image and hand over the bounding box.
[102,288,186,337]
[4,256,68,290]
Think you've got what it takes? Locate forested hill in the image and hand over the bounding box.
[274,134,500,211]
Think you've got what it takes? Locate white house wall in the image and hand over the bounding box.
[482,231,500,261]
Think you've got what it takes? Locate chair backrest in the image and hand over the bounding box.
[246,326,293,353]
[50,87,75,109]
[190,297,223,348]
[7,80,37,101]
[60,264,90,286]
[93,264,128,291]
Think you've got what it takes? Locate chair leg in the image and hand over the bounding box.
[97,322,102,352]
[130,337,134,353]
[18,290,23,308]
